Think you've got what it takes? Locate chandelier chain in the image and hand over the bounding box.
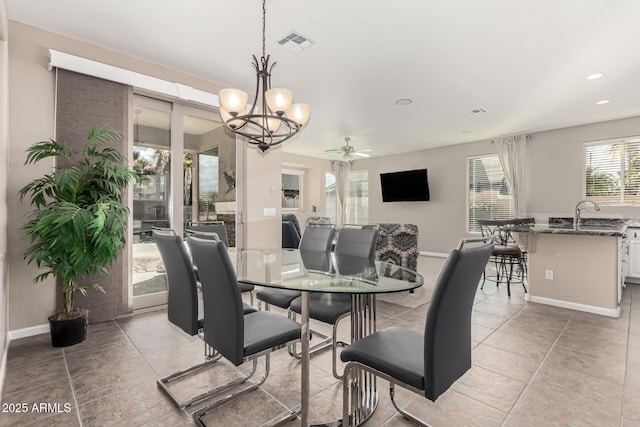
[262,0,266,59]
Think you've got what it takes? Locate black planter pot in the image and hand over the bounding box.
[49,315,87,347]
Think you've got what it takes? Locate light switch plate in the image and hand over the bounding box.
[545,269,554,280]
[263,207,276,216]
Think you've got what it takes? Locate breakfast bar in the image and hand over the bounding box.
[511,221,627,317]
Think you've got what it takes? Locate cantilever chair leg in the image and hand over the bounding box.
[343,362,431,427]
[158,330,253,409]
[288,310,349,379]
[192,344,301,427]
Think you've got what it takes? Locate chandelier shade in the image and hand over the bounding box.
[218,0,310,152]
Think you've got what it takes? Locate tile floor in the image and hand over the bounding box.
[2,256,640,427]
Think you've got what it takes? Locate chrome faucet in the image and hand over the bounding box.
[574,200,600,228]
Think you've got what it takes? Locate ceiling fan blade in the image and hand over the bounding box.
[353,152,370,158]
[355,149,373,153]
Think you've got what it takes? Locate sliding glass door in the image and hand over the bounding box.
[131,96,236,310]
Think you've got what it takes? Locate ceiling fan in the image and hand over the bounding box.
[324,137,372,162]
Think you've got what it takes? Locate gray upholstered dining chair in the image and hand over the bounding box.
[185,225,255,304]
[334,227,378,258]
[282,220,302,248]
[340,239,493,426]
[185,221,229,247]
[256,225,336,311]
[289,227,378,379]
[152,229,256,408]
[187,235,302,426]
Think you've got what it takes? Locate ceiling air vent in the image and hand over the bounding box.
[277,32,313,53]
[469,108,489,116]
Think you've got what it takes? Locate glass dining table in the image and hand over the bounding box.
[233,248,424,427]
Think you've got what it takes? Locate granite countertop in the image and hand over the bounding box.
[509,217,628,237]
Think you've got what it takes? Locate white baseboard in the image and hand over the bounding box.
[420,251,448,258]
[526,295,621,318]
[8,324,49,340]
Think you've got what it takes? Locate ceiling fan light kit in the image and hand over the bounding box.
[218,0,310,152]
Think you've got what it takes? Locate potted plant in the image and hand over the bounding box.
[18,126,137,347]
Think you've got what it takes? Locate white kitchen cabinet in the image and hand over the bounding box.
[618,237,628,303]
[627,228,640,280]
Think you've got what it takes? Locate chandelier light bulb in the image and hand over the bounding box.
[219,88,249,115]
[220,107,244,129]
[286,104,311,126]
[265,88,294,114]
[263,116,282,133]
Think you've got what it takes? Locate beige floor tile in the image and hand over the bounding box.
[545,344,626,385]
[2,355,67,395]
[571,310,630,331]
[79,381,176,427]
[532,357,623,404]
[623,382,640,423]
[6,333,63,370]
[472,311,509,329]
[451,365,527,412]
[472,343,539,382]
[624,418,640,427]
[482,329,552,362]
[626,364,640,390]
[500,415,538,427]
[511,383,621,427]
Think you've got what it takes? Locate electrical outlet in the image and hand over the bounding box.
[545,269,554,280]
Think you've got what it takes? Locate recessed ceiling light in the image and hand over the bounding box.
[595,99,610,105]
[586,73,605,80]
[395,98,412,106]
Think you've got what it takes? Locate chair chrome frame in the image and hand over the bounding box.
[287,310,350,379]
[192,339,301,427]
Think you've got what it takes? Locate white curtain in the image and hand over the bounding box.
[332,160,351,227]
[495,135,527,217]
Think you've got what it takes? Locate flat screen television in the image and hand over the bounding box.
[380,169,430,202]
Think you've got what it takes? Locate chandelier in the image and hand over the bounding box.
[218,0,311,152]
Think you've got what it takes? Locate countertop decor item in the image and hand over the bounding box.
[217,0,310,152]
[18,126,137,346]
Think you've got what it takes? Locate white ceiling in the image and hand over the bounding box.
[8,0,640,159]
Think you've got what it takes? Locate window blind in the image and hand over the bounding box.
[467,155,513,233]
[585,141,640,205]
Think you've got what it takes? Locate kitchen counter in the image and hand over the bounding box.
[509,223,627,237]
[512,221,625,317]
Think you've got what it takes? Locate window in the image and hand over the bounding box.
[467,155,513,233]
[584,139,640,205]
[325,172,336,224]
[325,169,369,224]
[282,170,303,210]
